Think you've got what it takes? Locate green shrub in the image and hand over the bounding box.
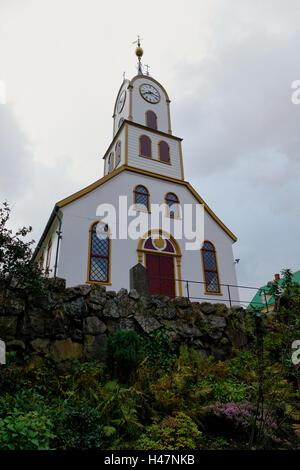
[142,327,176,371]
[137,412,202,450]
[196,377,249,403]
[107,330,144,382]
[0,411,56,450]
[57,403,106,450]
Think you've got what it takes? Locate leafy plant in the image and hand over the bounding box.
[57,403,106,450]
[142,326,176,371]
[0,411,56,450]
[197,377,249,403]
[137,412,202,450]
[0,201,44,291]
[97,381,146,440]
[107,330,144,383]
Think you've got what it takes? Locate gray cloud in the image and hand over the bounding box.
[0,104,32,198]
[0,103,82,243]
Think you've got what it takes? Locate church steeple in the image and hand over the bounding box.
[105,43,184,181]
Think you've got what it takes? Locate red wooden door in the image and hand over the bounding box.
[146,254,175,298]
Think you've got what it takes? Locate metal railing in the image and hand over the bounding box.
[147,274,269,310]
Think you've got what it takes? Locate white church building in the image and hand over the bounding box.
[33,44,239,304]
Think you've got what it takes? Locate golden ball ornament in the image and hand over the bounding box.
[135,46,143,58]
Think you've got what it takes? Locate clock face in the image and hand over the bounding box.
[139,84,160,103]
[117,90,126,113]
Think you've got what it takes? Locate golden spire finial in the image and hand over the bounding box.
[133,35,143,58]
[132,35,144,75]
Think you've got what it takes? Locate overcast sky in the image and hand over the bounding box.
[0,0,299,293]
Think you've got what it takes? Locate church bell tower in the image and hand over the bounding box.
[103,40,184,181]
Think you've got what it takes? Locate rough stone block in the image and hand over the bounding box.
[134,312,160,333]
[30,338,51,353]
[129,289,139,300]
[0,316,18,339]
[84,334,107,360]
[50,338,83,362]
[45,277,66,292]
[205,315,227,329]
[6,340,26,351]
[63,297,88,318]
[103,300,119,318]
[173,297,191,308]
[84,316,107,335]
[200,302,217,315]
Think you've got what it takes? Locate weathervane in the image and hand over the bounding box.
[132,35,144,75]
[144,64,150,76]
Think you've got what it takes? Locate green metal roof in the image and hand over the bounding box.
[247,270,300,310]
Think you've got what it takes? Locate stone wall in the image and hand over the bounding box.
[0,278,249,363]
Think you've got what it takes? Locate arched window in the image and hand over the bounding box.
[165,192,180,218]
[134,185,150,211]
[108,152,114,173]
[158,141,170,163]
[146,110,157,130]
[46,238,52,271]
[201,241,221,294]
[139,135,152,158]
[115,141,121,167]
[88,221,110,284]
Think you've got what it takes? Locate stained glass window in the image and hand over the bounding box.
[159,141,170,163]
[139,135,152,158]
[89,222,110,283]
[165,192,179,218]
[201,241,220,293]
[134,185,149,211]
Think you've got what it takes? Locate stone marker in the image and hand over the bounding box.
[0,339,6,365]
[130,263,150,298]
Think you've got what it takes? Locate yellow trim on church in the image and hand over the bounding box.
[56,165,237,242]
